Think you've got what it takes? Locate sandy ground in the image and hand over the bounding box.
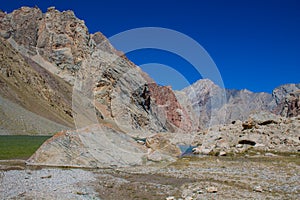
[0,155,299,200]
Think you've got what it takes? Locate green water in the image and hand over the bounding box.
[0,135,50,160]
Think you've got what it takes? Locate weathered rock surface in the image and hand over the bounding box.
[27,124,148,168]
[28,123,182,168]
[192,112,300,155]
[182,79,276,128]
[273,83,300,117]
[0,6,91,74]
[182,79,300,130]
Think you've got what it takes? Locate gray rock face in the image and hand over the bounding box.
[272,83,300,104]
[182,79,276,128]
[27,124,148,168]
[0,7,42,52]
[27,123,181,168]
[2,6,91,70]
[272,83,300,117]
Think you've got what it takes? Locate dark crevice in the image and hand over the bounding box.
[238,140,256,146]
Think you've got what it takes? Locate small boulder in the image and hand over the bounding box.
[250,112,280,125]
[242,119,256,130]
[192,147,212,155]
[192,147,200,154]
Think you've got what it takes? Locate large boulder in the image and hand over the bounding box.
[27,124,148,168]
[27,124,182,168]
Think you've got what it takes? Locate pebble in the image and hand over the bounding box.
[265,153,277,157]
[137,140,145,145]
[206,186,218,193]
[166,196,175,200]
[196,190,204,194]
[40,175,52,179]
[253,185,263,192]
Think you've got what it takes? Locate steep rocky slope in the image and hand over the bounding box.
[0,96,68,135]
[0,37,74,131]
[0,6,194,135]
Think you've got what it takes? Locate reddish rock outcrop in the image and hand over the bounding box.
[148,83,194,132]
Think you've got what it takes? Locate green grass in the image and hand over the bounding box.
[0,135,51,160]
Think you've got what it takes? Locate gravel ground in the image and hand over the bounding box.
[0,155,299,200]
[0,168,99,199]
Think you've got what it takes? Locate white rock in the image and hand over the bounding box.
[137,140,145,145]
[254,143,265,147]
[219,151,227,156]
[192,147,200,154]
[253,185,263,192]
[206,186,218,193]
[265,153,277,157]
[166,196,175,200]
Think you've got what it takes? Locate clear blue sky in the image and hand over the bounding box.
[1,0,299,92]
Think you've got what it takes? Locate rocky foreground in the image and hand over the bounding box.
[1,112,298,199]
[25,112,300,169]
[1,154,299,200]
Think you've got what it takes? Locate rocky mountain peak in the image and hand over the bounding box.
[0,6,93,77]
[181,78,278,128]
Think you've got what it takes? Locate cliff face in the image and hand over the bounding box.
[0,6,194,135]
[272,83,300,117]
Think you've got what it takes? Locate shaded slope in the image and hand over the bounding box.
[0,37,74,129]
